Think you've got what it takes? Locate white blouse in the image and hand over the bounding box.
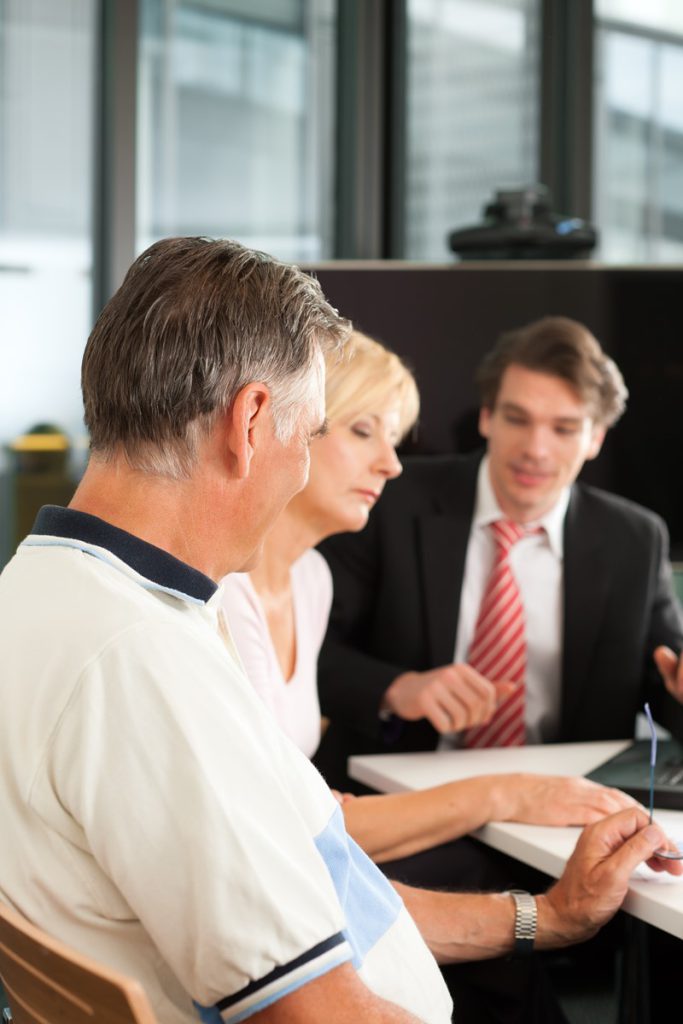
[219,549,333,758]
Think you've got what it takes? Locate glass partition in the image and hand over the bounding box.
[404,0,541,261]
[0,0,94,445]
[0,0,95,562]
[594,0,683,260]
[137,0,337,262]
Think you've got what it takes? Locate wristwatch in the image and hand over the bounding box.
[508,890,537,956]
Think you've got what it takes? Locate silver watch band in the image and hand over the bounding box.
[508,890,537,956]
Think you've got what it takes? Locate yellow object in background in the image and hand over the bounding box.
[4,424,76,552]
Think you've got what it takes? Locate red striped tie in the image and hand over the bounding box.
[464,520,528,748]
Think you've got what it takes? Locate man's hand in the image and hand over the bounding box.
[654,645,683,703]
[383,664,514,733]
[394,808,682,963]
[537,808,683,948]
[499,774,639,827]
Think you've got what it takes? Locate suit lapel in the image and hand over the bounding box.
[561,486,610,738]
[417,454,480,668]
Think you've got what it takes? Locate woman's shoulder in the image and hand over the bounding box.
[218,570,262,623]
[292,548,333,594]
[292,549,333,637]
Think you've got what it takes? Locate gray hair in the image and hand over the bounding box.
[82,237,351,477]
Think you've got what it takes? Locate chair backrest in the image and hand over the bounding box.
[0,901,159,1024]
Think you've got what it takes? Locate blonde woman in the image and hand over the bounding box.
[220,331,634,867]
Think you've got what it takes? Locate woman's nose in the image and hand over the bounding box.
[376,441,402,479]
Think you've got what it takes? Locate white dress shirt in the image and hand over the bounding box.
[448,456,569,745]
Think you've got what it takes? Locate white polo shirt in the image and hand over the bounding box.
[0,507,451,1024]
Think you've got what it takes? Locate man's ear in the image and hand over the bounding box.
[478,406,492,440]
[586,424,606,461]
[226,383,272,479]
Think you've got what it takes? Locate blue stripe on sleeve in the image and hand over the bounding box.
[314,804,402,969]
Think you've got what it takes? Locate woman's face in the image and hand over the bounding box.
[301,406,404,535]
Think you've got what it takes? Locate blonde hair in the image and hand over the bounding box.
[324,331,419,439]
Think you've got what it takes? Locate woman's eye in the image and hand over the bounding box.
[351,425,372,439]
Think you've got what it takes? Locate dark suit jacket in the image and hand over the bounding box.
[315,452,683,789]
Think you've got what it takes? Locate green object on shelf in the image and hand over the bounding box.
[673,566,683,608]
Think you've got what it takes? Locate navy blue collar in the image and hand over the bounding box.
[30,506,217,604]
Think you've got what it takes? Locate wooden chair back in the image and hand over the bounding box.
[0,901,159,1024]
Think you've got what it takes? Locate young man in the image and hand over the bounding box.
[0,260,677,1024]
[317,316,683,786]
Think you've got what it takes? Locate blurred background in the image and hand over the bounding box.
[2,0,683,567]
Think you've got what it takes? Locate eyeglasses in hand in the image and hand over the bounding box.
[644,702,683,860]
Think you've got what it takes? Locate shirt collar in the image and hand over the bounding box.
[473,455,569,559]
[23,506,217,605]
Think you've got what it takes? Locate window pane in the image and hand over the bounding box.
[404,0,541,261]
[596,0,683,38]
[594,16,683,262]
[0,0,94,445]
[137,0,336,261]
[0,0,95,563]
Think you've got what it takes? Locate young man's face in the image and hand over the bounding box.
[479,363,605,524]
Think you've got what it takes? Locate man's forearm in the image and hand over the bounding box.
[393,884,517,963]
[393,883,581,964]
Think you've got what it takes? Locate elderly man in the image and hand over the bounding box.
[317,316,683,790]
[0,246,677,1024]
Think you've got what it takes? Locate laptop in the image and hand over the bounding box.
[586,739,683,810]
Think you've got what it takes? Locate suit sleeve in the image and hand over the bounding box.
[641,515,683,738]
[318,513,410,743]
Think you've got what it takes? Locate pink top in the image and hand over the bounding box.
[219,549,332,759]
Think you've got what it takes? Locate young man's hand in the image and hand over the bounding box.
[383,664,513,733]
[654,645,683,703]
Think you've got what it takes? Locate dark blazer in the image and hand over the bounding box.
[315,452,683,789]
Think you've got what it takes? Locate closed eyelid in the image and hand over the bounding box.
[554,422,581,432]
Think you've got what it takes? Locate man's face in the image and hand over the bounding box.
[479,364,605,524]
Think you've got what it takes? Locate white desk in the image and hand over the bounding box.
[349,741,683,940]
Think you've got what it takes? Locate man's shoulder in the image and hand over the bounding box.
[570,481,668,542]
[1,540,222,678]
[297,546,333,586]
